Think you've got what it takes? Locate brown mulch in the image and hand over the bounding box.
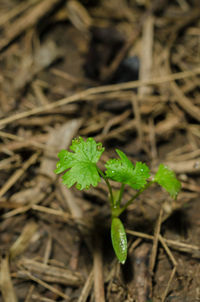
[0,1,200,301]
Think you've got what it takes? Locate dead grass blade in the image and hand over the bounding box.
[0,68,200,128]
[77,270,93,302]
[0,0,63,51]
[9,221,38,260]
[0,152,40,199]
[19,270,70,301]
[93,236,105,302]
[0,255,18,302]
[17,258,84,286]
[126,229,200,258]
[149,208,163,274]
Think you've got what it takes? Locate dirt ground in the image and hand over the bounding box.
[0,0,200,301]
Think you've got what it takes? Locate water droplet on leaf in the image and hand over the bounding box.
[76,183,82,190]
[97,144,102,151]
[73,138,79,144]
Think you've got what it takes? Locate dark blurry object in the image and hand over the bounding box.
[150,0,169,15]
[84,26,125,80]
[110,56,140,84]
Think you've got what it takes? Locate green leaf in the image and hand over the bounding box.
[111,217,127,264]
[154,164,181,199]
[105,149,150,190]
[55,137,104,190]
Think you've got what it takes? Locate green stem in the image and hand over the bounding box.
[116,183,125,207]
[115,181,154,217]
[97,168,114,207]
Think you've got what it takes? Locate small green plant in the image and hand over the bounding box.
[55,137,181,264]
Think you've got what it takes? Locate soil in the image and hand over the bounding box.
[0,1,200,302]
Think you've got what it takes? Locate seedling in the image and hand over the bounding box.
[55,137,181,264]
